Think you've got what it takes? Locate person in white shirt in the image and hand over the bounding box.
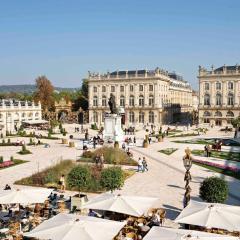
[137,158,143,172]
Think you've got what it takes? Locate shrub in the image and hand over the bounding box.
[0,156,3,163]
[7,139,11,144]
[10,156,14,161]
[100,167,124,192]
[82,151,94,158]
[92,147,137,166]
[29,138,33,144]
[67,165,91,193]
[200,176,228,203]
[91,123,98,130]
[2,139,5,144]
[18,145,32,155]
[0,133,3,138]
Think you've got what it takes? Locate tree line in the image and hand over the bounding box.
[0,76,88,112]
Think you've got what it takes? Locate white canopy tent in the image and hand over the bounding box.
[0,188,52,204]
[143,227,239,240]
[175,200,240,232]
[22,120,48,125]
[82,193,159,217]
[24,213,125,240]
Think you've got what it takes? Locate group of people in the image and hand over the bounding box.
[137,157,148,172]
[124,136,136,145]
[124,127,135,135]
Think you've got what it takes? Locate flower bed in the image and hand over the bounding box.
[192,158,240,173]
[0,161,14,168]
[0,159,28,170]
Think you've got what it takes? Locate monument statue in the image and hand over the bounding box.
[108,94,118,114]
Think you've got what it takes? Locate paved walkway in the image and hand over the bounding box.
[0,125,239,220]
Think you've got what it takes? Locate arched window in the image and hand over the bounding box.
[139,112,144,123]
[102,96,107,106]
[216,82,221,90]
[93,111,98,123]
[226,111,234,118]
[203,111,211,117]
[149,111,154,123]
[204,94,210,106]
[227,93,234,105]
[204,82,210,90]
[215,111,222,117]
[149,95,154,106]
[129,95,134,106]
[139,95,144,106]
[93,96,98,106]
[102,86,106,92]
[228,82,233,90]
[216,93,222,106]
[129,111,134,123]
[120,96,125,107]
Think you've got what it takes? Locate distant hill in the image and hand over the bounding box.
[0,84,79,93]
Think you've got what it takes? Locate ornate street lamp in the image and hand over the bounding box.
[183,147,192,208]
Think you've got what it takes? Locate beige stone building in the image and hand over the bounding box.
[198,65,240,126]
[87,68,193,128]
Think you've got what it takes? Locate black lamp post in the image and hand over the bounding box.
[183,147,192,208]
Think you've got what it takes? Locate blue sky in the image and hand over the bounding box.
[0,0,240,90]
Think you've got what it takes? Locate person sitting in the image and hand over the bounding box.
[4,184,11,190]
[88,209,97,217]
[149,212,160,227]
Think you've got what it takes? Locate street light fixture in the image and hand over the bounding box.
[183,147,192,208]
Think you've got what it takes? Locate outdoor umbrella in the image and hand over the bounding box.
[0,188,52,204]
[82,192,159,217]
[24,213,125,240]
[143,227,239,240]
[175,200,240,232]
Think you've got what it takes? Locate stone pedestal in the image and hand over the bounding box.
[103,114,124,142]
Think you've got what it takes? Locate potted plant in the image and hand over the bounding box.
[114,141,119,149]
[143,139,148,148]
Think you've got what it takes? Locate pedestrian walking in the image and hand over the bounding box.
[137,157,143,172]
[142,157,148,172]
[133,136,136,145]
[59,175,65,193]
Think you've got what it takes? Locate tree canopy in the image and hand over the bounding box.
[33,76,54,111]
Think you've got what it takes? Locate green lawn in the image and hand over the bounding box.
[172,139,215,145]
[168,133,199,138]
[191,149,240,162]
[158,148,178,155]
[193,162,240,180]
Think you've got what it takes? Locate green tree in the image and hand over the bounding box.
[73,80,89,111]
[200,176,228,203]
[231,116,240,138]
[67,165,91,193]
[100,167,124,192]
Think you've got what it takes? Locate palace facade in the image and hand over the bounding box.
[0,99,42,135]
[198,65,240,126]
[87,68,193,128]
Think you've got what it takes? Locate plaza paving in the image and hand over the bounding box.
[0,124,239,220]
